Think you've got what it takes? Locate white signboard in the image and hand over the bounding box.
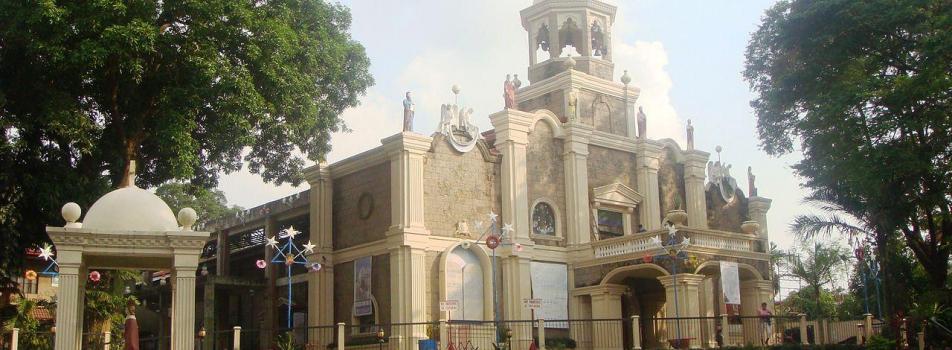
[440,300,460,311]
[523,298,543,310]
[530,261,568,328]
[720,261,741,305]
[354,256,373,316]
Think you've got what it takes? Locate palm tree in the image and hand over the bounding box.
[782,241,849,319]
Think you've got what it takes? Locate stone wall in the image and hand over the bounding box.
[518,92,565,121]
[587,145,637,190]
[332,162,391,250]
[527,120,566,245]
[578,90,628,137]
[332,254,392,324]
[705,186,749,232]
[423,136,500,237]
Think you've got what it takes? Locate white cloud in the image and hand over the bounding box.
[218,0,687,209]
[613,41,685,145]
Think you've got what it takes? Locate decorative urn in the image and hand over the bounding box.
[741,220,761,235]
[664,210,689,227]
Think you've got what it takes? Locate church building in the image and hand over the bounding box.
[198,1,775,349]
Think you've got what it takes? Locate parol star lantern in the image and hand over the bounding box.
[262,226,319,328]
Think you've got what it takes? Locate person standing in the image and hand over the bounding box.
[758,302,773,345]
[123,300,139,350]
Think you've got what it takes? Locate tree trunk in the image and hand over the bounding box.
[117,139,138,188]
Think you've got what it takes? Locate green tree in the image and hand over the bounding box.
[744,0,952,298]
[2,298,54,350]
[782,242,849,318]
[0,0,372,278]
[155,182,242,225]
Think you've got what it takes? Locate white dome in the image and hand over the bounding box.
[82,187,179,232]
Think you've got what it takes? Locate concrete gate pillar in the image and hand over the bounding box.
[589,284,627,350]
[53,250,84,350]
[657,274,705,349]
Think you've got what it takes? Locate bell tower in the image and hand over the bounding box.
[520,0,617,83]
[514,0,636,139]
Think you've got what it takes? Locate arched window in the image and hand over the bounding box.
[532,202,557,236]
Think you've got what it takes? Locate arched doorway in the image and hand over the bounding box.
[600,264,669,350]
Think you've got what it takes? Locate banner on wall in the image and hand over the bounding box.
[720,261,741,305]
[354,256,373,316]
[529,261,569,328]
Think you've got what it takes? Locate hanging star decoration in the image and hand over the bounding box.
[265,226,314,267]
[472,211,517,251]
[38,243,59,276]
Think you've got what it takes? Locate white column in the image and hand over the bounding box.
[172,254,200,350]
[563,125,592,245]
[54,250,83,350]
[490,110,535,242]
[11,328,18,350]
[657,274,705,348]
[748,197,772,239]
[305,164,335,339]
[382,132,432,236]
[636,142,663,230]
[683,151,709,228]
[390,246,427,350]
[590,285,626,350]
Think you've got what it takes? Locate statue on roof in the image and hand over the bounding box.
[503,74,516,109]
[439,85,480,153]
[748,166,758,197]
[403,91,415,132]
[686,119,695,150]
[637,107,647,139]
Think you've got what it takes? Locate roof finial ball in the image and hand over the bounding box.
[62,202,82,228]
[177,207,198,231]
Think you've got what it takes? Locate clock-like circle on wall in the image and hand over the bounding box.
[358,192,374,220]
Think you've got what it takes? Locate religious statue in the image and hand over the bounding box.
[637,106,647,139]
[567,89,579,121]
[402,91,414,132]
[503,74,516,109]
[455,221,471,238]
[748,166,758,197]
[124,300,139,350]
[439,86,481,153]
[686,119,695,150]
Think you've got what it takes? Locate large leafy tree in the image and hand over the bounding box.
[155,182,242,225]
[0,1,372,278]
[744,0,952,295]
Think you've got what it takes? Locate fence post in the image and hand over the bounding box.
[10,328,19,350]
[899,318,908,349]
[864,313,873,341]
[720,314,729,346]
[799,314,808,345]
[537,319,546,350]
[104,331,111,350]
[631,315,641,350]
[439,319,448,350]
[821,319,829,345]
[917,321,925,350]
[857,322,865,345]
[337,322,346,350]
[232,326,241,350]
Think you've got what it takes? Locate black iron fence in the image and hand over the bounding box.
[0,315,889,350]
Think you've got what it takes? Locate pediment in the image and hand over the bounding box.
[592,183,643,208]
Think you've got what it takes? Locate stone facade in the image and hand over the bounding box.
[332,162,390,249]
[423,136,500,238]
[199,2,776,349]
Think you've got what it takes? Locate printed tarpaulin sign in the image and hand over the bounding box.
[354,256,373,316]
[530,261,568,328]
[720,261,741,305]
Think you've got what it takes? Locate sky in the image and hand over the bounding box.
[217,0,820,293]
